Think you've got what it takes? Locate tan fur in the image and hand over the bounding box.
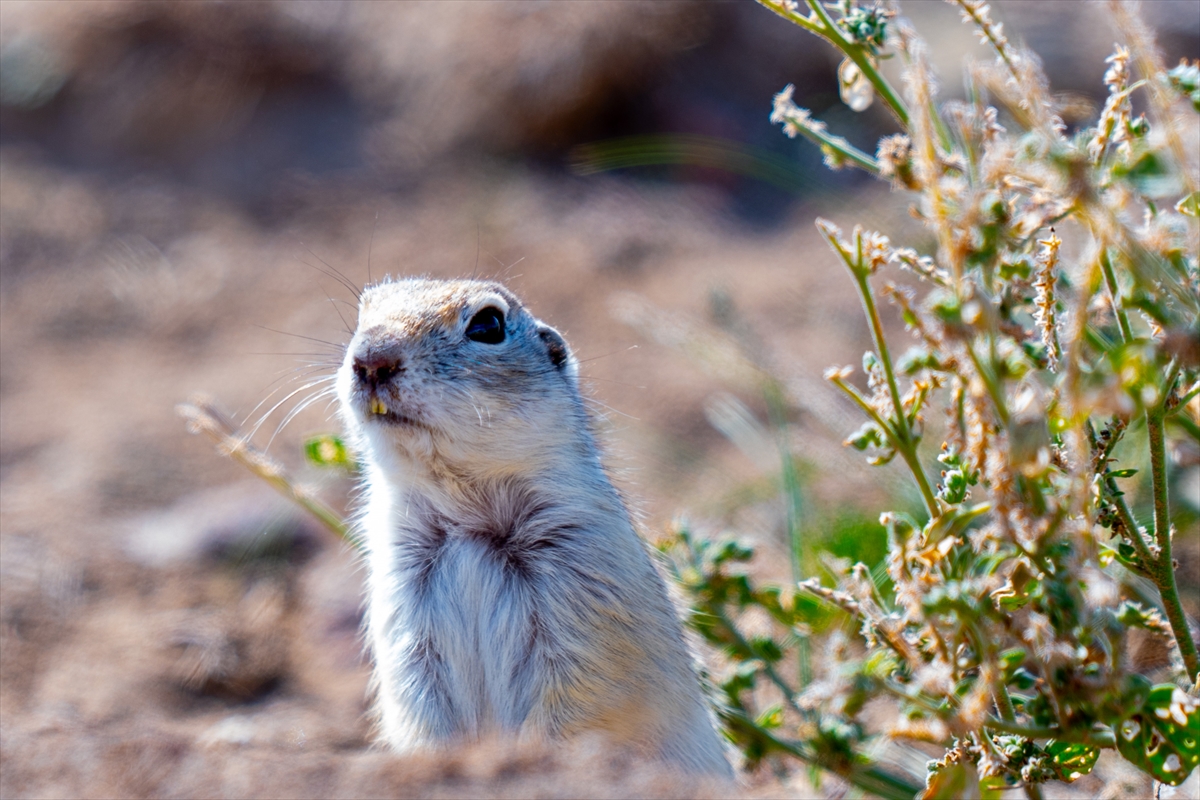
[336,278,732,778]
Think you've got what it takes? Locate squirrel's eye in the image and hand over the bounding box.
[465,307,505,344]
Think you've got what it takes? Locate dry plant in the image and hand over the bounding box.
[661,1,1200,797]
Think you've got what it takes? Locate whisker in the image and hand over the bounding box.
[499,257,526,280]
[245,377,338,441]
[581,376,646,390]
[300,257,362,302]
[577,345,638,364]
[367,210,379,287]
[314,282,355,337]
[246,352,343,362]
[471,223,481,280]
[266,386,338,450]
[253,324,346,352]
[299,243,362,300]
[583,396,640,422]
[239,367,334,425]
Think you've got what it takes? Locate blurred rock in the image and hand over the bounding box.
[125,481,323,569]
[167,577,289,702]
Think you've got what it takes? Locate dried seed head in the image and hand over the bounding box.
[888,715,950,743]
[954,1,1011,58]
[824,364,855,383]
[915,660,955,697]
[959,678,993,730]
[862,228,892,273]
[1089,45,1140,163]
[770,84,827,138]
[981,106,1005,142]
[877,133,919,189]
[1104,45,1131,92]
[1033,232,1063,370]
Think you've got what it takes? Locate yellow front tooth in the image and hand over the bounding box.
[370,397,387,415]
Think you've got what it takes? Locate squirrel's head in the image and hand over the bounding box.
[337,278,583,477]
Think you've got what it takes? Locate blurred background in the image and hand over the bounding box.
[1,1,1197,796]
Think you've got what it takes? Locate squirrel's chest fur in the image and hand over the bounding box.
[378,504,551,736]
[363,477,647,744]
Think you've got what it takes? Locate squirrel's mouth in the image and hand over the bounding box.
[374,409,422,427]
[358,394,424,428]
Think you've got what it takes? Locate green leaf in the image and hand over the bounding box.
[1045,740,1099,782]
[1108,468,1138,478]
[978,774,1008,800]
[1115,601,1165,632]
[882,511,922,546]
[1166,62,1200,111]
[1176,191,1200,217]
[998,648,1026,668]
[1147,686,1200,768]
[862,649,900,680]
[721,661,761,696]
[304,434,353,469]
[846,421,886,451]
[1009,668,1038,691]
[1114,148,1180,198]
[920,760,977,800]
[749,635,784,663]
[897,346,947,374]
[1115,684,1200,786]
[930,291,963,325]
[713,539,755,564]
[755,704,784,730]
[1115,541,1144,571]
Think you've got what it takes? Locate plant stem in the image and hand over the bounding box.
[993,678,1017,723]
[770,103,881,174]
[964,339,1010,426]
[852,270,939,517]
[756,0,911,129]
[965,622,1019,727]
[178,399,362,551]
[1169,381,1200,413]
[952,0,1018,79]
[983,718,1116,748]
[1099,249,1135,343]
[1147,405,1200,678]
[803,0,911,128]
[1169,413,1200,444]
[711,604,804,716]
[831,355,939,523]
[724,708,922,800]
[1105,475,1159,568]
[766,382,804,584]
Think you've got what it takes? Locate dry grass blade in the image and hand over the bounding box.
[177,396,361,551]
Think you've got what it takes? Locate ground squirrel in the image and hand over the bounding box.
[335,277,732,777]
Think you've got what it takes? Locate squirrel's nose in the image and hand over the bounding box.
[352,347,404,389]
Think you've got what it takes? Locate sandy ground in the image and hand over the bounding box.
[0,150,892,796]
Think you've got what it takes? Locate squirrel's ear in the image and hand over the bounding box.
[536,323,578,384]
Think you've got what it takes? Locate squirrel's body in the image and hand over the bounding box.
[336,278,731,777]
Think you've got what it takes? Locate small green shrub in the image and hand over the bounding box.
[662,1,1200,797]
